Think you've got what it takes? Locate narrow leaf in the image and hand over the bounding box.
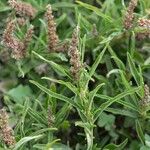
[30,80,80,109]
[136,120,145,145]
[94,86,141,121]
[13,135,43,150]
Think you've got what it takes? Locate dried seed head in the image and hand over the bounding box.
[3,20,25,60]
[2,20,15,49]
[23,25,34,48]
[47,106,55,127]
[45,4,59,52]
[54,41,69,52]
[0,109,16,146]
[2,20,34,60]
[8,0,37,18]
[136,32,150,40]
[140,84,150,108]
[3,20,24,59]
[17,17,26,26]
[138,18,150,28]
[123,0,138,29]
[136,18,150,40]
[11,24,34,59]
[144,84,150,100]
[11,39,25,60]
[68,26,81,80]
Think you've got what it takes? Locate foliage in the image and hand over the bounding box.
[0,0,150,150]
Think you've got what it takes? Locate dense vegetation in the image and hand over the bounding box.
[0,0,150,149]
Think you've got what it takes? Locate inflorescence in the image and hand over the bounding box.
[0,109,16,147]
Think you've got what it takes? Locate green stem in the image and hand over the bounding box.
[85,127,94,150]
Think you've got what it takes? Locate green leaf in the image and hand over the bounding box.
[105,107,137,118]
[52,2,76,8]
[107,69,120,78]
[7,85,33,104]
[28,108,47,125]
[108,45,126,70]
[32,51,70,78]
[76,1,114,23]
[127,53,141,86]
[145,134,150,148]
[111,56,126,70]
[119,70,139,106]
[136,120,145,145]
[47,143,72,150]
[129,31,136,57]
[30,80,80,109]
[13,135,43,150]
[55,103,72,127]
[140,146,150,150]
[30,128,57,136]
[0,6,11,12]
[127,53,144,97]
[95,94,138,112]
[94,86,141,121]
[42,77,78,94]
[88,44,107,83]
[98,112,115,131]
[104,138,128,150]
[88,83,105,110]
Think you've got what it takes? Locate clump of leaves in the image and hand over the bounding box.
[0,0,150,150]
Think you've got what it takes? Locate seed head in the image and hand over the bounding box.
[68,26,81,80]
[2,20,15,49]
[136,32,150,40]
[11,40,25,60]
[138,18,150,28]
[47,106,55,127]
[2,20,24,60]
[45,4,59,52]
[123,0,138,29]
[20,25,34,58]
[136,18,150,40]
[17,17,26,26]
[0,109,16,146]
[2,20,34,60]
[140,84,150,108]
[8,0,37,18]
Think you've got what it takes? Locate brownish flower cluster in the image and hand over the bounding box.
[45,4,68,52]
[3,20,34,60]
[136,32,150,40]
[47,106,55,127]
[140,84,150,108]
[123,0,138,29]
[23,25,34,49]
[45,4,59,52]
[8,0,37,18]
[3,20,16,49]
[136,18,150,40]
[17,17,26,26]
[68,26,81,80]
[0,109,16,146]
[138,18,150,28]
